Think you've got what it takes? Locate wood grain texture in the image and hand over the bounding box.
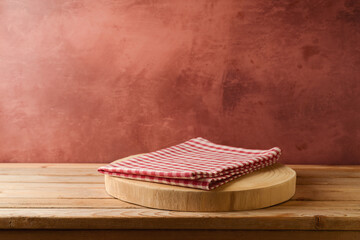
[105,160,296,211]
[0,163,359,232]
[0,207,360,230]
[0,230,359,240]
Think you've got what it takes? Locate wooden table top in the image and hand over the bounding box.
[0,163,359,231]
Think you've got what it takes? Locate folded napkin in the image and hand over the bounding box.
[98,137,281,190]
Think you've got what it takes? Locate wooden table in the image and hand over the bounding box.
[0,164,359,240]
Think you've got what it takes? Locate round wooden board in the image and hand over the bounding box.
[104,155,296,212]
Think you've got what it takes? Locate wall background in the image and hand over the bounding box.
[0,0,359,164]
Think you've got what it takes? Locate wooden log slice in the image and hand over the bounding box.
[104,155,296,212]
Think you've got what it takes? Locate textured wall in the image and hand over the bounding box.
[0,0,359,164]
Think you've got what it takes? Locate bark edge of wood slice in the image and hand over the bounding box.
[104,155,296,212]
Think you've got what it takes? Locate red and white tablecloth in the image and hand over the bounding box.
[98,137,281,190]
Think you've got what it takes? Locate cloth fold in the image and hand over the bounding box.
[98,137,281,190]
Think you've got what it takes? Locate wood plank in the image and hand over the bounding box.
[0,182,104,190]
[2,174,359,185]
[0,168,100,176]
[1,164,359,171]
[289,165,360,178]
[1,182,359,201]
[295,170,360,178]
[0,182,105,189]
[297,177,360,185]
[0,230,359,240]
[292,185,360,201]
[0,175,103,183]
[0,163,103,168]
[0,198,140,209]
[0,188,110,199]
[280,200,360,208]
[1,165,360,178]
[0,208,359,230]
[0,198,359,210]
[289,165,360,170]
[1,175,358,185]
[2,181,359,201]
[1,164,359,170]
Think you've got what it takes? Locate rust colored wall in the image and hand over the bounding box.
[0,0,359,164]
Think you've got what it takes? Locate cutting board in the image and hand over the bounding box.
[104,155,296,212]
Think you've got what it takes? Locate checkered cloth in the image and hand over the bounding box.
[98,137,281,190]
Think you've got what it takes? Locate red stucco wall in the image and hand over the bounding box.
[0,0,359,164]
